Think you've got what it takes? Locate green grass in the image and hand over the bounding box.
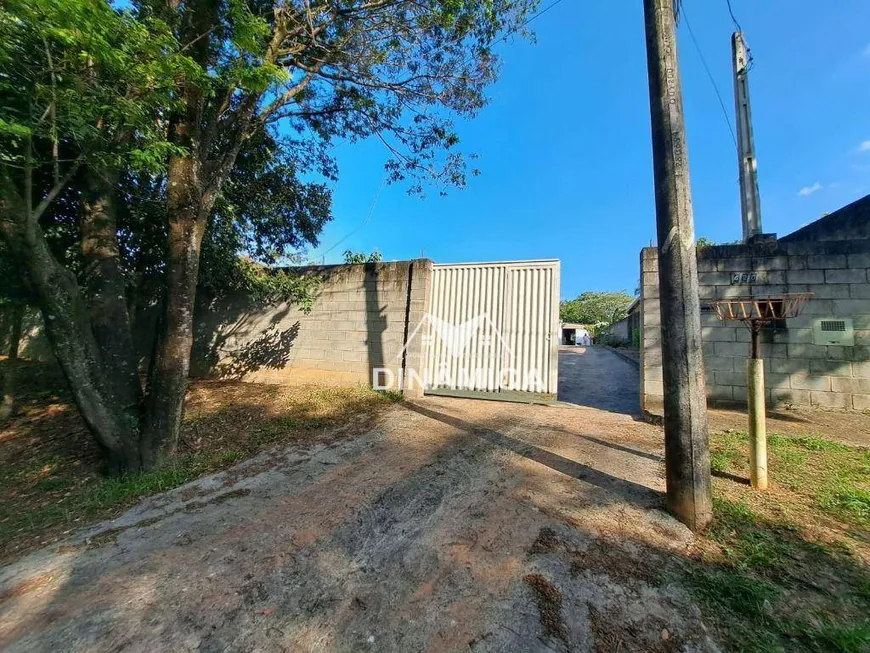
[818,481,870,526]
[375,389,405,403]
[710,430,748,473]
[692,432,870,652]
[0,448,248,544]
[790,619,870,652]
[710,431,870,528]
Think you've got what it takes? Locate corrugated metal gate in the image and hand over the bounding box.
[422,260,560,400]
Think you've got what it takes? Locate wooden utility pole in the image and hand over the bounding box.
[642,0,712,530]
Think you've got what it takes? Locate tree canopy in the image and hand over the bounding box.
[560,291,634,329]
[0,0,540,473]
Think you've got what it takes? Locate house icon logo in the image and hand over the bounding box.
[395,312,515,363]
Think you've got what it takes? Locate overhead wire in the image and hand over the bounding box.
[725,0,754,69]
[725,0,743,33]
[316,0,571,261]
[680,5,738,148]
[490,0,568,47]
[316,172,388,260]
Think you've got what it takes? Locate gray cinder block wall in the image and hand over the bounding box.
[1,260,434,397]
[190,259,433,396]
[640,240,870,412]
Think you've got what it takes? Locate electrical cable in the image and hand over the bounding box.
[725,0,743,33]
[725,0,753,69]
[681,6,738,148]
[490,0,569,46]
[318,0,571,262]
[316,171,387,260]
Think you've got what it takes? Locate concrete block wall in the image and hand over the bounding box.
[640,240,870,412]
[190,260,433,395]
[600,315,631,345]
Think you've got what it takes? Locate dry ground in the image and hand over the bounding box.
[708,404,870,448]
[0,358,868,651]
[0,360,398,562]
[1,382,868,651]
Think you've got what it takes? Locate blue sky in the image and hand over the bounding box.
[306,1,870,299]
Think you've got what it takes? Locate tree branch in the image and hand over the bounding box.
[31,157,83,224]
[257,69,321,124]
[42,35,60,184]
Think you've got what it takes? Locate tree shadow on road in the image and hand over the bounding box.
[404,402,663,510]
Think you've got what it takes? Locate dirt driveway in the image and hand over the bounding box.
[0,392,727,653]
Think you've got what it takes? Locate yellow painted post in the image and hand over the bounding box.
[747,357,768,490]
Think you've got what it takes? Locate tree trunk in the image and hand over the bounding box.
[0,188,142,473]
[137,0,260,468]
[140,155,211,469]
[0,304,24,420]
[80,168,142,416]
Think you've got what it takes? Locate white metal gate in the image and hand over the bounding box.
[423,260,560,399]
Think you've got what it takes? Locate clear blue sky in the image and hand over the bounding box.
[306,0,870,299]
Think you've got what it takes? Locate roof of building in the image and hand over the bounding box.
[780,193,870,243]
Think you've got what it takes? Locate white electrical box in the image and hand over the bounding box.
[812,318,854,346]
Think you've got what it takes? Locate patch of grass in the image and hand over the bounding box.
[691,432,870,652]
[710,450,734,473]
[375,389,405,403]
[686,567,782,653]
[767,435,809,471]
[707,498,805,575]
[688,565,779,618]
[0,448,245,545]
[710,430,746,474]
[791,436,851,453]
[32,475,73,491]
[710,431,870,529]
[789,618,870,652]
[818,481,870,526]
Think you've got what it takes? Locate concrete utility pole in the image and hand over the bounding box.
[732,32,762,242]
[642,0,713,531]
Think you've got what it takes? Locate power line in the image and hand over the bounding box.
[491,0,568,46]
[681,6,737,148]
[319,0,570,262]
[725,0,743,33]
[724,0,753,69]
[317,171,388,260]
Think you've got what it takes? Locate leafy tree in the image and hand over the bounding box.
[343,249,383,264]
[560,291,634,331]
[132,0,537,466]
[0,0,194,471]
[0,0,538,472]
[696,237,716,248]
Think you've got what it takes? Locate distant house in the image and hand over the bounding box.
[561,323,592,346]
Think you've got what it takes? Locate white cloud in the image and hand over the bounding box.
[859,140,870,152]
[798,182,823,197]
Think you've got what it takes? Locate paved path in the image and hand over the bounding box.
[557,346,640,416]
[0,396,723,653]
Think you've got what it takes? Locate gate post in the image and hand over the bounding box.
[401,259,433,399]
